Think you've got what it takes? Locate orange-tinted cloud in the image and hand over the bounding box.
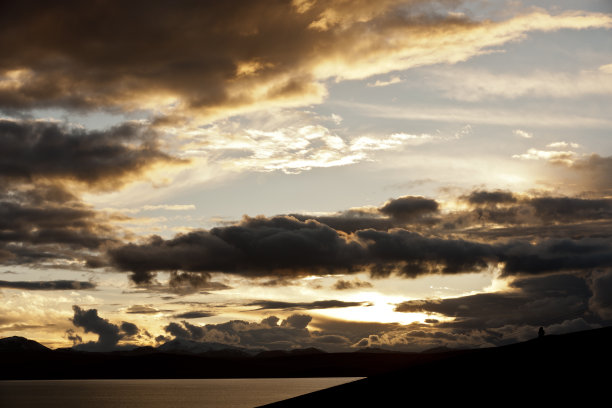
[1,1,609,122]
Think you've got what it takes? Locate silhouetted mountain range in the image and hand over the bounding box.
[0,335,462,380]
[2,326,611,397]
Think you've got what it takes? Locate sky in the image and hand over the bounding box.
[1,0,612,352]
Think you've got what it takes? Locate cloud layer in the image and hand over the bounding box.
[108,188,612,284]
[0,119,180,189]
[2,1,609,121]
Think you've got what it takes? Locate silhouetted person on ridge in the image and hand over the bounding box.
[538,327,545,338]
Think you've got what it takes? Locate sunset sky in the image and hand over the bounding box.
[1,0,612,352]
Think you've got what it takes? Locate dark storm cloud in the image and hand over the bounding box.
[109,216,364,283]
[0,279,95,290]
[125,305,162,314]
[109,215,505,283]
[122,277,231,297]
[71,305,122,351]
[463,190,518,206]
[163,313,320,350]
[332,279,373,290]
[0,118,183,267]
[0,119,180,189]
[64,328,83,346]
[281,314,312,329]
[588,270,612,320]
[0,0,480,118]
[120,321,139,337]
[167,272,224,291]
[529,197,612,222]
[0,184,117,265]
[310,317,403,340]
[173,311,215,319]
[356,228,494,277]
[108,211,612,282]
[247,299,367,311]
[394,274,594,329]
[0,197,109,248]
[71,306,141,351]
[164,322,192,340]
[498,237,612,276]
[378,196,439,221]
[459,190,612,227]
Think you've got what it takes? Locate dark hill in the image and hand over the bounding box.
[259,326,612,407]
[0,336,50,352]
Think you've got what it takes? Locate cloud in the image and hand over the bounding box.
[109,215,364,283]
[345,270,611,351]
[499,238,612,276]
[427,67,612,101]
[344,272,608,350]
[64,328,83,346]
[289,213,395,233]
[456,190,612,229]
[173,311,215,319]
[289,196,441,233]
[348,100,612,128]
[109,214,505,283]
[71,305,141,351]
[0,184,119,266]
[512,150,612,193]
[125,305,162,314]
[378,195,439,221]
[600,63,612,74]
[1,2,609,121]
[0,119,186,269]
[513,129,532,139]
[547,141,580,149]
[71,305,123,351]
[528,197,612,222]
[396,273,593,329]
[163,313,321,350]
[281,314,312,329]
[122,274,231,296]
[512,148,578,165]
[367,76,402,87]
[332,279,373,290]
[0,280,95,290]
[184,122,439,175]
[588,270,612,320]
[463,190,518,206]
[106,195,612,283]
[0,119,181,189]
[110,204,196,214]
[570,154,612,193]
[120,321,139,337]
[246,300,368,311]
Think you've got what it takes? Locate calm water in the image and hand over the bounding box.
[0,378,361,408]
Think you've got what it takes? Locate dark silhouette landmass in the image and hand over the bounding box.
[2,326,611,407]
[0,336,459,380]
[259,326,612,406]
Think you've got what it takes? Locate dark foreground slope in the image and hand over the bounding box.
[260,326,612,407]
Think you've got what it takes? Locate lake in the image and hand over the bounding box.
[0,378,361,408]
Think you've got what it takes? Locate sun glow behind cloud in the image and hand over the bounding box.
[313,292,450,325]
